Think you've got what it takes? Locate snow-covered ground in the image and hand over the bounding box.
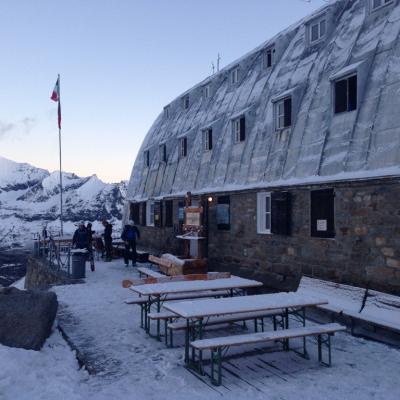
[1,261,400,400]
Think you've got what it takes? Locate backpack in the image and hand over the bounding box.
[126,226,136,241]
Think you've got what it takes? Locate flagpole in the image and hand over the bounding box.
[58,74,64,236]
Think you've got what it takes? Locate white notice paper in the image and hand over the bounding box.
[317,219,327,231]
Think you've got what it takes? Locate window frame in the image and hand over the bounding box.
[180,137,188,158]
[165,200,173,228]
[146,200,155,227]
[203,128,213,152]
[159,144,167,163]
[203,84,211,99]
[263,46,275,69]
[274,96,292,131]
[232,117,245,143]
[257,192,272,234]
[334,73,358,114]
[163,105,170,118]
[371,0,393,11]
[310,188,335,239]
[309,16,327,44]
[216,196,230,231]
[144,150,150,167]
[182,95,190,110]
[230,67,239,85]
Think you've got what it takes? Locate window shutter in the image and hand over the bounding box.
[154,201,162,227]
[165,200,173,227]
[141,202,147,226]
[239,117,246,141]
[348,75,357,111]
[311,189,335,238]
[284,98,292,127]
[208,129,213,150]
[335,79,347,113]
[130,203,140,224]
[216,196,230,230]
[271,192,291,235]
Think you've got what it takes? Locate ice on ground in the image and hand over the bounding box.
[1,260,400,399]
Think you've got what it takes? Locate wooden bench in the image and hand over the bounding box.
[125,289,229,331]
[137,267,164,279]
[190,322,346,386]
[165,309,284,348]
[297,276,400,335]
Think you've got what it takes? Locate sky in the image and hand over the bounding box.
[0,0,328,183]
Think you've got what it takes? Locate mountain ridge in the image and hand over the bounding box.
[0,155,126,249]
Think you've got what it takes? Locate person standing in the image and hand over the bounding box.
[121,220,140,267]
[72,222,89,249]
[102,220,113,262]
[86,222,95,271]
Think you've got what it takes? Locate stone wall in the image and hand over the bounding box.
[133,177,400,294]
[25,257,76,290]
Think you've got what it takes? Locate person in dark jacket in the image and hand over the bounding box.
[72,222,89,249]
[102,220,113,261]
[121,220,140,267]
[86,222,95,271]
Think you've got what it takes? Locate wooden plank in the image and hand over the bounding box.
[191,323,346,350]
[122,272,230,288]
[149,255,173,269]
[131,276,262,296]
[164,292,326,319]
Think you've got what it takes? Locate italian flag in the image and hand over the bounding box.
[50,75,61,129]
[50,76,60,102]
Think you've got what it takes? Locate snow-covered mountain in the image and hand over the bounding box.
[0,156,126,249]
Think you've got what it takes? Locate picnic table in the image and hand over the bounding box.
[130,276,263,340]
[163,292,328,362]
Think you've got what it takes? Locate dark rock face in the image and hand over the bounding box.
[0,287,58,350]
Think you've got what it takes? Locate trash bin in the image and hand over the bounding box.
[71,249,88,279]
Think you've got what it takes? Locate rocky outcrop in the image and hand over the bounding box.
[0,287,58,350]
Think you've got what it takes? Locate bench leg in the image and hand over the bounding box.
[317,334,332,366]
[211,348,222,386]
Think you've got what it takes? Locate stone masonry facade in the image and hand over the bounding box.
[134,177,400,295]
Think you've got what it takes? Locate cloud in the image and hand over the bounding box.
[0,117,37,139]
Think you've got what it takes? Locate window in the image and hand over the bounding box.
[130,203,140,224]
[263,47,275,68]
[165,200,173,227]
[203,128,213,151]
[275,97,292,130]
[232,117,245,143]
[257,193,271,234]
[334,74,357,114]
[146,200,155,227]
[309,18,326,43]
[180,137,187,157]
[159,144,167,163]
[182,95,190,110]
[164,105,170,118]
[154,201,162,227]
[203,84,211,99]
[230,67,239,85]
[216,196,230,230]
[311,189,335,238]
[178,201,185,227]
[371,0,393,11]
[141,202,147,226]
[257,192,291,235]
[144,150,150,167]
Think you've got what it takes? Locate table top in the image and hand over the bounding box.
[163,292,328,319]
[129,276,263,296]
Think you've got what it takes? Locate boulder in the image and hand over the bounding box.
[0,287,58,350]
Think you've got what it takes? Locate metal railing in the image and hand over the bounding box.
[33,234,72,276]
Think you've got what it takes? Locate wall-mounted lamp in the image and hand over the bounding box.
[207,196,213,203]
